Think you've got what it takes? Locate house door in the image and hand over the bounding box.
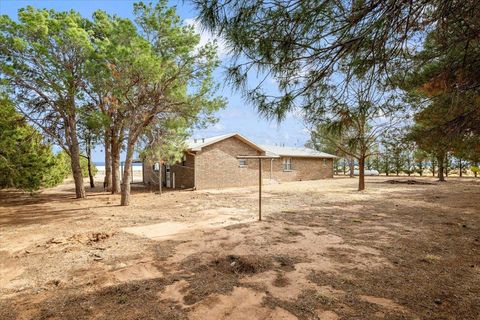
[165,165,171,188]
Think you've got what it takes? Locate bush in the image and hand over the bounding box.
[0,99,97,191]
[471,166,479,176]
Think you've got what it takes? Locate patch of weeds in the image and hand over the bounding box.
[153,240,186,261]
[180,254,274,305]
[308,270,355,289]
[283,227,304,237]
[272,272,290,287]
[308,222,322,227]
[313,292,335,305]
[29,278,188,320]
[421,254,442,264]
[224,223,249,230]
[117,294,128,304]
[0,302,17,320]
[263,289,332,319]
[273,254,303,272]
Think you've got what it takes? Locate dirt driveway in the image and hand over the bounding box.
[1,177,479,319]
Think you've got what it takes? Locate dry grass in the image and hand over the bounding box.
[1,176,479,319]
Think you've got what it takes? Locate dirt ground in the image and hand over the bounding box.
[0,176,479,320]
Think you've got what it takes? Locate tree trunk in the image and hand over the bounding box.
[120,139,135,206]
[66,117,85,199]
[104,130,112,190]
[432,157,436,177]
[111,135,121,194]
[459,158,463,177]
[342,159,346,175]
[437,154,445,182]
[349,157,354,178]
[444,154,449,177]
[86,138,95,188]
[358,156,365,191]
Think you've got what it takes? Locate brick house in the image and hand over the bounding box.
[143,133,336,190]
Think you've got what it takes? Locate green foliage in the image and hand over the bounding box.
[0,99,67,191]
[0,99,53,191]
[53,151,97,179]
[193,0,478,122]
[0,6,94,144]
[89,1,225,147]
[140,121,188,166]
[471,166,479,175]
[1,5,98,197]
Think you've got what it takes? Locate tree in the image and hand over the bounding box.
[413,149,428,176]
[78,106,105,188]
[0,97,95,191]
[408,103,453,181]
[308,74,400,191]
[381,128,407,176]
[306,129,342,175]
[89,2,224,206]
[0,98,60,191]
[140,121,188,194]
[192,0,478,119]
[0,7,96,198]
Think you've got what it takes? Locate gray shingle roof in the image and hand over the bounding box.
[186,132,336,158]
[260,145,337,158]
[186,133,266,152]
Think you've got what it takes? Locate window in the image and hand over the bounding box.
[182,155,187,166]
[323,159,327,167]
[239,159,247,167]
[283,158,292,171]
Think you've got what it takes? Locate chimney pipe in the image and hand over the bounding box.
[194,139,197,143]
[202,138,205,143]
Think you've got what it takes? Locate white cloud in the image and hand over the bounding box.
[184,18,228,58]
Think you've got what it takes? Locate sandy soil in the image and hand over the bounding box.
[0,176,479,319]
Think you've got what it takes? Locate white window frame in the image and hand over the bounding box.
[283,157,292,171]
[238,159,247,167]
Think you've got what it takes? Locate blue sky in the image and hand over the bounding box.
[1,0,310,162]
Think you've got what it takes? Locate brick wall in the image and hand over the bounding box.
[143,137,334,190]
[195,136,262,189]
[143,153,195,189]
[170,153,195,189]
[267,157,334,182]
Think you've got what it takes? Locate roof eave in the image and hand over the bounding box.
[277,154,338,158]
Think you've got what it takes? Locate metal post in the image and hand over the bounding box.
[159,163,162,195]
[259,158,262,221]
[270,159,273,179]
